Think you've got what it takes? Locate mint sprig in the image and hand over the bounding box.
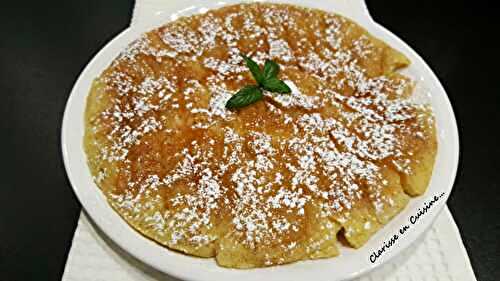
[225,55,291,109]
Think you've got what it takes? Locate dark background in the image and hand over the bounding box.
[0,0,498,280]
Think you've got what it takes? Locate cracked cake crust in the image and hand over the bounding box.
[83,3,437,268]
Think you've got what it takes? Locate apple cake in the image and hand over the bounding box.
[83,3,437,268]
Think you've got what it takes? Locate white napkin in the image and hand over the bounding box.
[62,1,477,280]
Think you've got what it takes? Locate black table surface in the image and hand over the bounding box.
[0,1,498,280]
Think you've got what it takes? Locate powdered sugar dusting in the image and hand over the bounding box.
[85,3,436,267]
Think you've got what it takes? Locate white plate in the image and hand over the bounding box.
[61,1,459,280]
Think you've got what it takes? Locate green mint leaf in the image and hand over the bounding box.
[263,60,280,80]
[262,78,291,94]
[225,85,263,109]
[241,54,265,84]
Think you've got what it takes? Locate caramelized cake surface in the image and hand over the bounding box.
[84,3,437,268]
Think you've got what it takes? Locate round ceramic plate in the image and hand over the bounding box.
[61,1,459,280]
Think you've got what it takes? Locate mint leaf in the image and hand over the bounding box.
[263,60,280,80]
[225,85,263,109]
[262,78,291,94]
[241,54,264,84]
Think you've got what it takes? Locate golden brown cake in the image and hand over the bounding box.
[83,3,437,268]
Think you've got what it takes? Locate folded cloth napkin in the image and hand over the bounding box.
[62,1,477,280]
